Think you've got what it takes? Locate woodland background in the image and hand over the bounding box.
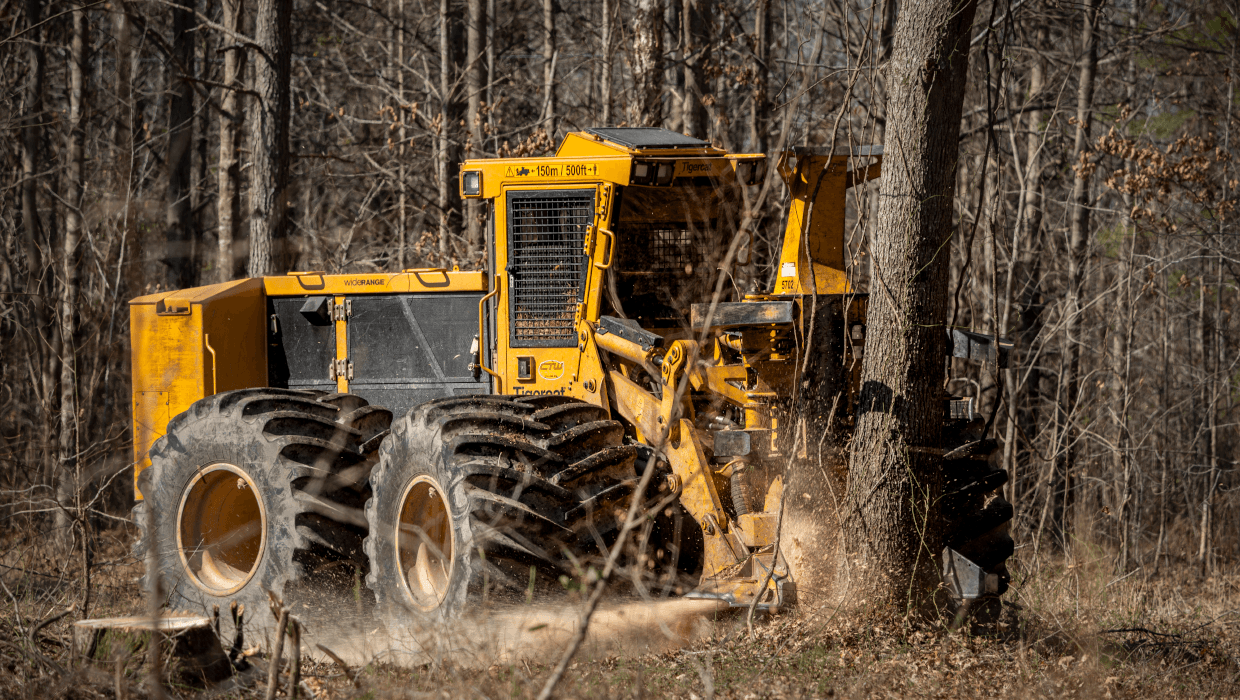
[0,0,1237,597]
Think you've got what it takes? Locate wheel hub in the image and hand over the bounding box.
[176,463,266,595]
[396,476,454,611]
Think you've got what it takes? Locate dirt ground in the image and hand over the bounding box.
[1,525,1237,699]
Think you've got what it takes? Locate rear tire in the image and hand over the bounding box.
[364,395,647,624]
[135,389,391,634]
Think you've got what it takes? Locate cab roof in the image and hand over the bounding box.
[555,128,725,158]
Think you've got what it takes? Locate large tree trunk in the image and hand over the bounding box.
[247,0,293,276]
[1055,0,1100,550]
[630,0,663,126]
[57,2,87,545]
[842,0,977,615]
[166,0,196,288]
[217,0,246,282]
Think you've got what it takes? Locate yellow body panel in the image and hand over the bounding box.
[772,150,881,296]
[262,269,487,296]
[131,271,493,498]
[130,278,267,495]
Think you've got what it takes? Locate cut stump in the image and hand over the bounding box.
[73,615,233,686]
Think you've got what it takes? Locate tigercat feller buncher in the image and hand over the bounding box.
[131,127,1012,629]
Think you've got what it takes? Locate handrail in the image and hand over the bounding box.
[204,333,218,395]
[475,275,502,388]
[592,227,616,270]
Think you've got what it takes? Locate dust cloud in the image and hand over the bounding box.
[295,597,730,669]
[780,452,849,609]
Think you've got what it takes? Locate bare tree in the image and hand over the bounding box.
[542,0,556,130]
[1054,0,1100,550]
[681,0,709,137]
[437,0,462,261]
[217,0,246,282]
[630,0,664,126]
[747,0,770,151]
[248,0,293,276]
[57,1,87,544]
[466,0,486,250]
[166,0,197,288]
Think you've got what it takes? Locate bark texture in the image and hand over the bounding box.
[843,0,978,615]
[681,0,709,138]
[247,0,293,276]
[166,0,196,289]
[437,0,462,261]
[466,0,486,251]
[57,3,87,544]
[217,0,246,282]
[630,0,664,126]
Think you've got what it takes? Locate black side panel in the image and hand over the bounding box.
[268,297,336,391]
[348,294,488,419]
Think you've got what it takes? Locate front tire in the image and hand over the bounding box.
[136,389,391,633]
[364,395,643,624]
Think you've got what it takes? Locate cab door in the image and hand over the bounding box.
[496,185,614,405]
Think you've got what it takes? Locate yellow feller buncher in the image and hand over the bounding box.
[131,128,1012,630]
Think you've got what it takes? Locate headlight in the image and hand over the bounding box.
[462,170,482,196]
[736,161,753,183]
[736,158,767,185]
[656,162,675,185]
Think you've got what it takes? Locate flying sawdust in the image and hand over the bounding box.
[294,596,730,668]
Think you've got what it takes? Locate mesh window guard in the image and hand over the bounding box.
[507,190,594,347]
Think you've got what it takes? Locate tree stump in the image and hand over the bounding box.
[73,615,233,687]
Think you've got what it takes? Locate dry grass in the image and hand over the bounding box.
[0,523,1236,699]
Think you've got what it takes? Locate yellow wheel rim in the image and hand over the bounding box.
[176,463,266,595]
[396,475,455,611]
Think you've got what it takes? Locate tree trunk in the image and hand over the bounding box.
[437,0,462,262]
[1055,0,1100,550]
[541,0,556,130]
[843,0,978,615]
[630,0,664,126]
[681,0,708,138]
[218,0,246,282]
[466,0,486,254]
[21,0,57,491]
[247,0,293,276]
[747,0,770,151]
[1003,25,1046,511]
[601,0,612,124]
[394,0,409,269]
[58,2,87,546]
[194,17,211,274]
[166,0,197,289]
[487,0,496,146]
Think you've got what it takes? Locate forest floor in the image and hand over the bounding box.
[1,524,1238,699]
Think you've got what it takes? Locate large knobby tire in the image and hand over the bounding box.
[135,388,392,633]
[941,424,1014,621]
[364,395,649,624]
